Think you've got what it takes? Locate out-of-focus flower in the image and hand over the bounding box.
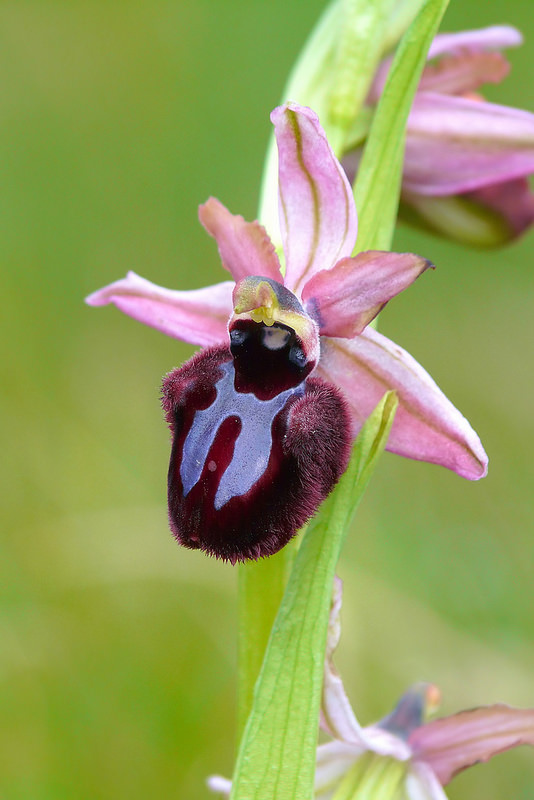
[346,25,534,246]
[314,579,534,799]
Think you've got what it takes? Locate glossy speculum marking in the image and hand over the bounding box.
[180,361,304,510]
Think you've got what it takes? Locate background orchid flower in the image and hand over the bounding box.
[316,578,534,800]
[349,25,534,246]
[87,102,487,490]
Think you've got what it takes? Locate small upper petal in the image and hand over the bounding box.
[198,197,283,283]
[410,705,534,786]
[316,328,488,480]
[271,103,357,295]
[85,271,233,347]
[404,93,534,195]
[302,251,432,338]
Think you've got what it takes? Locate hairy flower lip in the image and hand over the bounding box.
[86,102,488,480]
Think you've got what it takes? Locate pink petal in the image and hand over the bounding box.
[404,93,534,195]
[85,271,233,347]
[410,705,534,786]
[302,251,432,338]
[198,197,283,283]
[426,26,522,61]
[316,328,488,480]
[271,103,357,295]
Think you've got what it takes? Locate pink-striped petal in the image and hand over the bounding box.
[302,251,432,338]
[271,103,357,295]
[198,197,283,283]
[85,271,233,347]
[404,93,534,195]
[410,705,534,786]
[316,328,488,480]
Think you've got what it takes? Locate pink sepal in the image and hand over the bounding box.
[271,103,358,294]
[410,705,534,786]
[199,197,283,283]
[302,251,432,338]
[316,328,488,480]
[85,271,233,347]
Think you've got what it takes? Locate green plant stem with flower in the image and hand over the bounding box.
[86,0,534,795]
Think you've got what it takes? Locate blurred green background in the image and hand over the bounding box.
[1,1,533,797]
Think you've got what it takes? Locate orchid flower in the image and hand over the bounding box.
[311,578,534,799]
[207,576,534,798]
[366,25,534,246]
[87,102,487,562]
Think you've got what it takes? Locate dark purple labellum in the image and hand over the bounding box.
[161,327,350,563]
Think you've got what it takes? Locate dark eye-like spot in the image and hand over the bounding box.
[230,329,248,346]
[289,345,306,368]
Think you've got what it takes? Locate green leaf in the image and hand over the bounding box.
[353,0,450,252]
[230,392,398,800]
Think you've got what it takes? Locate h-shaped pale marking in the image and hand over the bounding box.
[180,361,303,509]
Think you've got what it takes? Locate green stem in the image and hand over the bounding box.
[237,538,297,739]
